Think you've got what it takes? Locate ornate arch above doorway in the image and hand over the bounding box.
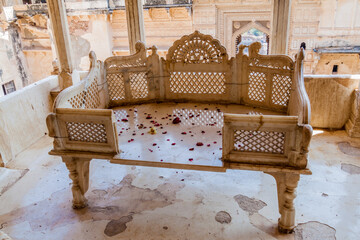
[231,21,270,56]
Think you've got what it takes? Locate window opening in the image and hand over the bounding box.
[235,28,269,55]
[2,80,16,95]
[332,65,338,74]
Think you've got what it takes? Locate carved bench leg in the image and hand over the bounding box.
[62,157,91,209]
[266,172,300,233]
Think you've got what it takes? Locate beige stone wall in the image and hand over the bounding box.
[288,0,360,74]
[2,0,360,90]
[314,54,360,75]
[23,50,53,84]
[304,75,360,129]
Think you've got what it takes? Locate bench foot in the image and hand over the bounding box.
[63,157,91,209]
[266,172,300,233]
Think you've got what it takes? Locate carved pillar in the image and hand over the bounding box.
[125,0,145,54]
[266,172,300,233]
[47,0,74,89]
[270,0,292,54]
[62,157,91,209]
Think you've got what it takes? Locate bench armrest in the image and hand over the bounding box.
[222,114,312,169]
[46,108,119,155]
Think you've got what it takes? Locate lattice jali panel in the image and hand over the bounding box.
[173,108,224,127]
[234,130,285,154]
[65,122,107,143]
[271,74,292,107]
[248,71,267,102]
[129,72,149,99]
[107,73,126,101]
[170,72,226,94]
[85,80,101,109]
[68,91,85,108]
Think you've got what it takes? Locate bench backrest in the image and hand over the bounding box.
[238,42,295,113]
[162,31,233,102]
[54,31,307,120]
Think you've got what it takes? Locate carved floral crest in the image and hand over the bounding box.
[166,31,228,64]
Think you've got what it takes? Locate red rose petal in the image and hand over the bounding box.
[162,131,167,134]
[181,132,187,135]
[172,117,181,124]
[153,143,157,146]
[201,131,205,133]
[213,141,217,144]
[141,133,144,135]
[189,148,194,151]
[189,158,193,161]
[196,142,203,146]
[167,139,170,141]
[122,119,128,122]
[171,143,176,145]
[207,144,211,147]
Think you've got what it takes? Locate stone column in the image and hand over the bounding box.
[270,0,292,54]
[47,0,73,89]
[125,0,145,54]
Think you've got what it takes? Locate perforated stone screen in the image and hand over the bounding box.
[169,72,226,94]
[271,74,292,107]
[85,81,100,109]
[129,72,149,99]
[107,73,126,101]
[66,122,107,143]
[248,70,266,102]
[234,129,285,154]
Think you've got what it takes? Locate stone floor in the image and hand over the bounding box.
[0,129,359,239]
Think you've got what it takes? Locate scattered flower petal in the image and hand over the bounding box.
[172,117,181,124]
[196,142,204,146]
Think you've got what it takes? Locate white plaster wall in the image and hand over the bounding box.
[0,75,58,166]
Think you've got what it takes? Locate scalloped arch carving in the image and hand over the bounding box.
[166,31,228,64]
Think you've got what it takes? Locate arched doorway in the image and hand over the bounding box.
[231,22,270,56]
[235,28,269,55]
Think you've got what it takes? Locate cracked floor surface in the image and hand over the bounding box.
[0,129,359,239]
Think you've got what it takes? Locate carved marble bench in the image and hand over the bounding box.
[46,31,312,233]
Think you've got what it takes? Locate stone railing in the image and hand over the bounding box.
[304,74,360,129]
[0,75,59,166]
